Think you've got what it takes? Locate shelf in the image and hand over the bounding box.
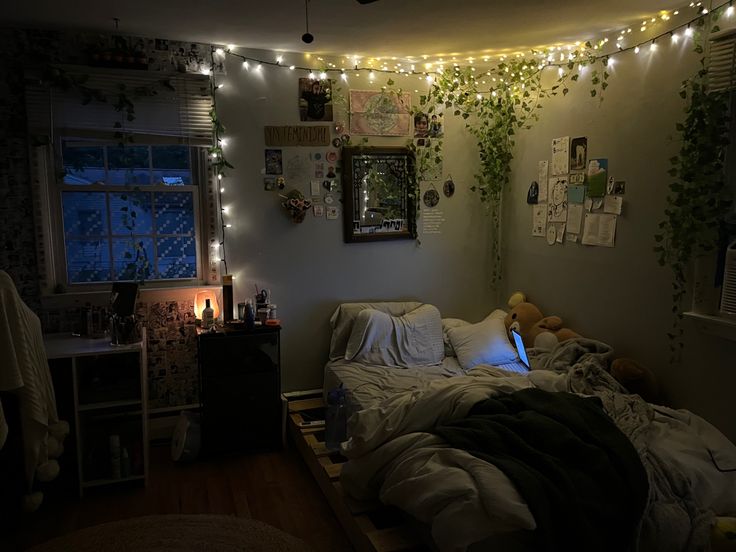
[81,475,145,488]
[684,311,736,342]
[78,399,142,412]
[149,403,201,415]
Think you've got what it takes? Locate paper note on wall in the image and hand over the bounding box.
[547,176,568,223]
[532,205,547,237]
[603,195,623,215]
[568,185,585,204]
[567,203,583,235]
[537,161,549,202]
[586,158,608,197]
[551,136,570,175]
[582,213,617,247]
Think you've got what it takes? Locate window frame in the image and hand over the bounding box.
[44,135,213,292]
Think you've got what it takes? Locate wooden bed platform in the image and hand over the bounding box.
[285,392,430,552]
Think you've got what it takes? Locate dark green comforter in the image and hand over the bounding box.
[433,388,648,552]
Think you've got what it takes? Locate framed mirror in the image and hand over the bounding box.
[342,146,416,243]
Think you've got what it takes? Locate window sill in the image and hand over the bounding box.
[683,311,736,342]
[41,282,220,309]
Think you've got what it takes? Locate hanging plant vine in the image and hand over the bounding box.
[381,42,612,283]
[654,12,733,357]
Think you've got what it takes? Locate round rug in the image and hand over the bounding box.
[30,514,312,552]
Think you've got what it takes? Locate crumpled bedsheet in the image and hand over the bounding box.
[340,338,736,552]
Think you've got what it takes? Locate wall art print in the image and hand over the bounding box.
[349,90,411,136]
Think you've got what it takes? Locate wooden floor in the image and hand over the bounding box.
[13,443,354,551]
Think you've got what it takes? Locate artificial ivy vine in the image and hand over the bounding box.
[385,42,612,283]
[655,14,733,355]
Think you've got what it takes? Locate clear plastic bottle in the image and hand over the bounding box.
[325,386,347,451]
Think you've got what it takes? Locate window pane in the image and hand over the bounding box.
[62,192,108,238]
[108,145,151,185]
[110,192,153,235]
[112,237,154,281]
[62,144,105,185]
[157,236,197,279]
[155,192,195,235]
[152,170,191,186]
[152,145,190,169]
[66,239,111,283]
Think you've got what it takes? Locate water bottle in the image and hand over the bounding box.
[244,299,255,330]
[325,386,347,451]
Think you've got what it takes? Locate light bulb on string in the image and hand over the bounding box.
[728,5,735,16]
[685,26,693,37]
[242,61,249,70]
[220,187,225,193]
[308,71,316,79]
[255,64,262,72]
[634,46,640,54]
[671,32,679,43]
[289,65,296,70]
[650,41,657,52]
[276,55,283,64]
[319,71,327,80]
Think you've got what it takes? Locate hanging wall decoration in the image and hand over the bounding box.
[350,90,411,136]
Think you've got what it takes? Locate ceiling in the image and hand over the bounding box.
[3,0,687,59]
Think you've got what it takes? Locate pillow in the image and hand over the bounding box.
[328,301,422,361]
[441,318,470,357]
[345,304,444,367]
[441,310,506,357]
[448,316,518,370]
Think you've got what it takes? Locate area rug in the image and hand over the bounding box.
[29,514,312,551]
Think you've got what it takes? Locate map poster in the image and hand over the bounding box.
[349,90,411,136]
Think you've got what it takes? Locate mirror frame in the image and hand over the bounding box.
[341,146,417,243]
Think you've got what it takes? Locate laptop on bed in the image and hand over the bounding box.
[495,329,531,375]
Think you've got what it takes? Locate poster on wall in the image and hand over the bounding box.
[547,176,569,223]
[551,136,570,175]
[587,158,608,197]
[350,90,411,136]
[582,213,617,247]
[570,137,588,171]
[299,78,334,121]
[265,149,283,175]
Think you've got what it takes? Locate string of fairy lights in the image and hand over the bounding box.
[207,0,732,275]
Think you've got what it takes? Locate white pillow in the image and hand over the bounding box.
[441,318,470,357]
[345,304,444,367]
[447,316,518,370]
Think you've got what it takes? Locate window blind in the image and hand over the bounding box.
[708,29,736,93]
[25,65,213,145]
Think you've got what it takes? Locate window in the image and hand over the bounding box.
[25,66,218,291]
[60,141,202,284]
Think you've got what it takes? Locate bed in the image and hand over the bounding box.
[321,301,736,552]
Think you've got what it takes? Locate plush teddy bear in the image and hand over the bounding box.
[503,297,579,350]
[503,292,659,403]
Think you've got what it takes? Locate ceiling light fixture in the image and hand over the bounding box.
[302,0,314,44]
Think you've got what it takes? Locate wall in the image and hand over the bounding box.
[0,28,217,409]
[217,49,495,391]
[502,45,736,441]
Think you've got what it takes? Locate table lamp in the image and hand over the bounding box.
[194,289,220,321]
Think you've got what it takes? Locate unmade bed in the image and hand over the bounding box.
[318,301,736,552]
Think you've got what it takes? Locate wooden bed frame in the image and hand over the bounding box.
[285,391,430,552]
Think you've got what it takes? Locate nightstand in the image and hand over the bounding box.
[197,325,282,454]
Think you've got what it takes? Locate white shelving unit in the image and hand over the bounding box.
[44,331,148,497]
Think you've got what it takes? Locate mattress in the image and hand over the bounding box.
[324,357,465,413]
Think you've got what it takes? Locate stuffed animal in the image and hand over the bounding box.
[503,294,659,403]
[503,299,580,349]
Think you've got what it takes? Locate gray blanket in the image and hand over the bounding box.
[529,338,731,551]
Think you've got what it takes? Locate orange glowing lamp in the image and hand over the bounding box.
[194,289,220,320]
